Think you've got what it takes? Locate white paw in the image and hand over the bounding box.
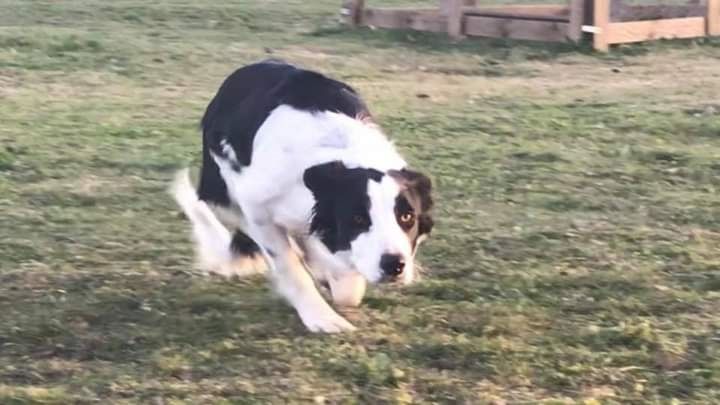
[330,272,367,307]
[298,307,356,333]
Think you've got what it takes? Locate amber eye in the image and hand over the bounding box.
[399,212,415,224]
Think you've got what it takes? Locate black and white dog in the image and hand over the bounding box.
[172,60,433,333]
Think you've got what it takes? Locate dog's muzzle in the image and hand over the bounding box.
[379,253,405,282]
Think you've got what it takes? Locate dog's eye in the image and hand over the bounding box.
[399,212,415,224]
[353,214,368,226]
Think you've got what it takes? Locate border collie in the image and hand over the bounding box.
[172,60,434,333]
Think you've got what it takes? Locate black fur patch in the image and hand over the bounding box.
[230,231,261,257]
[303,161,383,253]
[197,60,370,207]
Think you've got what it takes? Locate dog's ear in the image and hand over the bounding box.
[389,168,433,211]
[303,161,348,198]
[389,168,434,236]
[304,161,384,198]
[418,212,434,236]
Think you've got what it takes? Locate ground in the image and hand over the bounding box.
[1,0,719,403]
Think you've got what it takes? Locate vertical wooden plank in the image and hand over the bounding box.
[350,0,365,26]
[568,0,585,42]
[594,0,610,51]
[447,0,464,38]
[709,0,720,36]
[583,0,594,32]
[341,0,365,26]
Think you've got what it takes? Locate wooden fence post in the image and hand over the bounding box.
[568,0,585,42]
[594,0,611,51]
[447,0,464,38]
[709,0,720,36]
[342,0,365,26]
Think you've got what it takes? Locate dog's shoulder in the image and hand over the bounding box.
[272,67,369,120]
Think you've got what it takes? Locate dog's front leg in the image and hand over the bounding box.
[249,223,356,333]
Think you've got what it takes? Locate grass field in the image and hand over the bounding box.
[1,1,720,403]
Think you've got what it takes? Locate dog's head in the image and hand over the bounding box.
[303,161,434,284]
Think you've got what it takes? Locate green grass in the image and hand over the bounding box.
[1,0,719,403]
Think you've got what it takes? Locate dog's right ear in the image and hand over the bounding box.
[303,161,347,198]
[388,168,434,237]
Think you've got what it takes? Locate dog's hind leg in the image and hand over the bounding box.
[171,169,266,277]
[225,230,267,277]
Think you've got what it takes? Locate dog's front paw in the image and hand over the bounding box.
[330,271,366,308]
[298,306,356,333]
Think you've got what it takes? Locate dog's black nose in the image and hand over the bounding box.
[380,254,405,280]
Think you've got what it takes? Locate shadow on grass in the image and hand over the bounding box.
[0,271,299,365]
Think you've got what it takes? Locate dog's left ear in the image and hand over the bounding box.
[389,168,434,235]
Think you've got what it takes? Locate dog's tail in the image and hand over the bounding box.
[170,169,266,277]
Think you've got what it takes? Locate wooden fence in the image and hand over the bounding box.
[341,0,720,51]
